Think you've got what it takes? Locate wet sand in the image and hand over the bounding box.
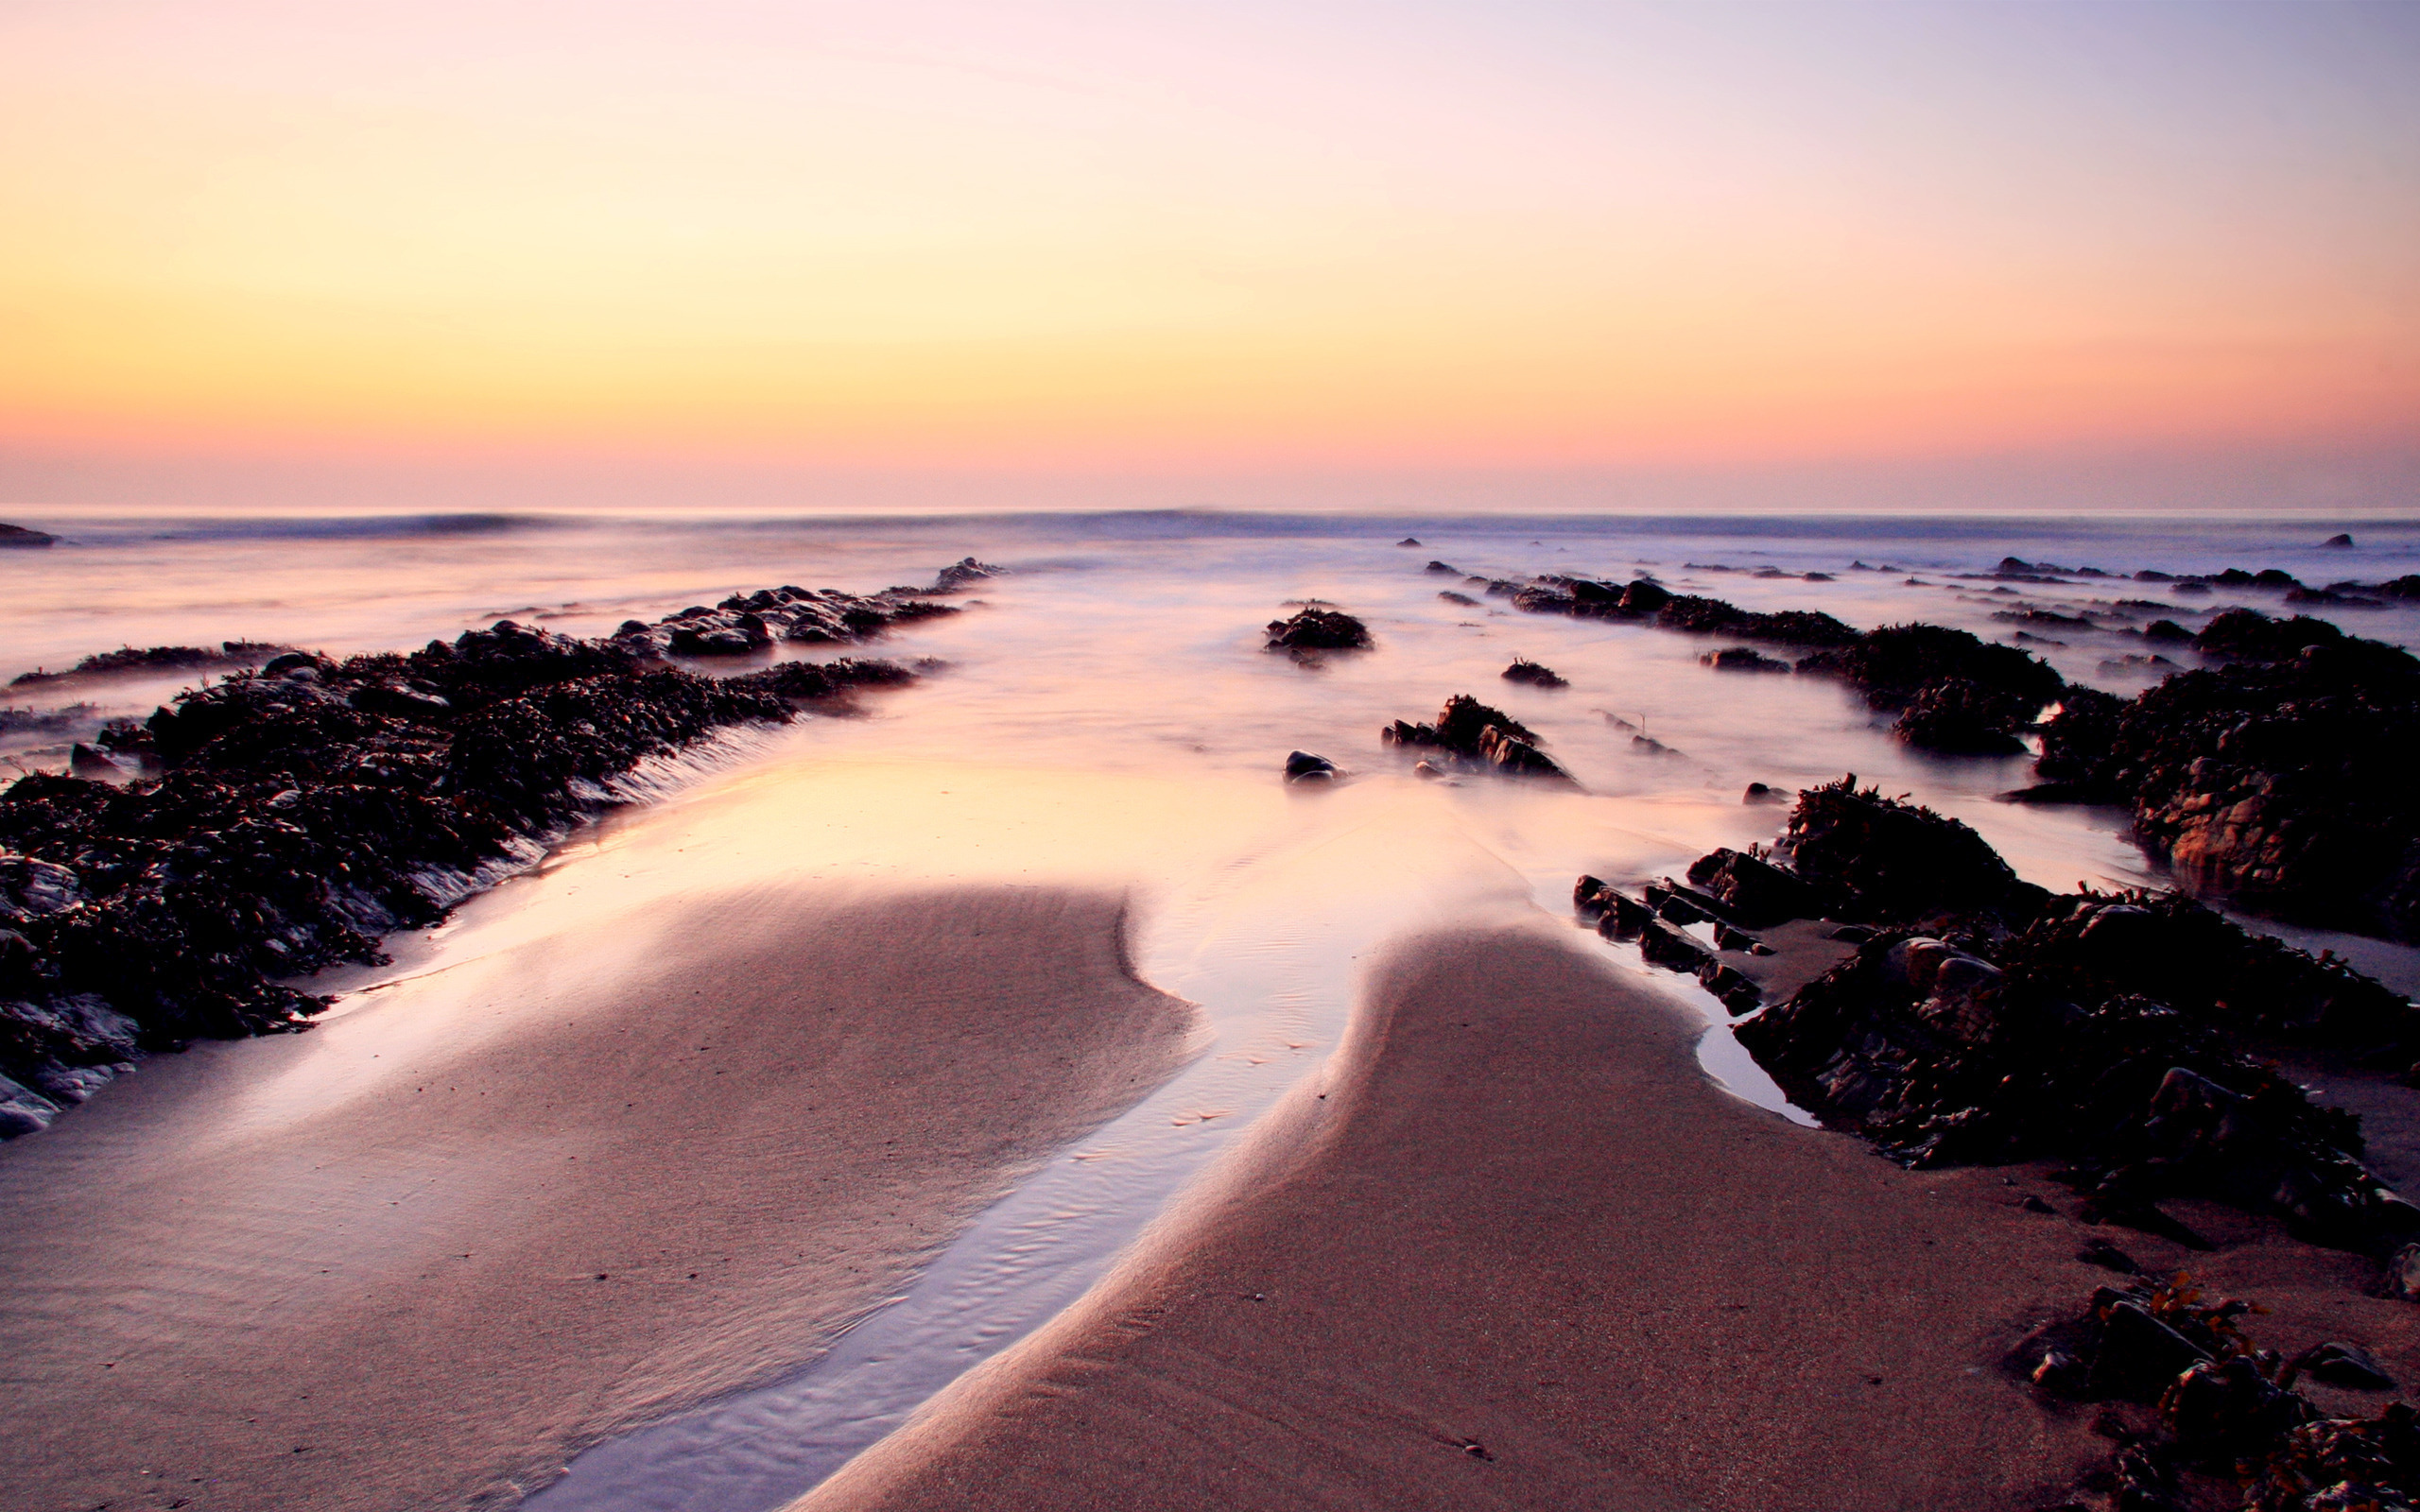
[0,884,1192,1512]
[806,922,2120,1512]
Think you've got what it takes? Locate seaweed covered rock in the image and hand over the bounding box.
[1381,695,1570,782]
[10,641,293,690]
[0,579,949,1137]
[2034,685,2128,785]
[1784,777,2048,924]
[1500,658,1567,687]
[2029,615,2420,941]
[2195,609,2345,662]
[1701,647,1790,674]
[1265,605,1373,654]
[611,584,958,657]
[930,557,1005,593]
[1891,677,2031,755]
[1796,622,2064,713]
[1679,788,2420,1255]
[1654,596,1862,648]
[2020,1277,2420,1512]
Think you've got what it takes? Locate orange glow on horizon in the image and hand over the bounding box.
[3,3,2414,486]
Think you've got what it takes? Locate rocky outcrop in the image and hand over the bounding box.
[1478,563,2065,755]
[1265,605,1373,654]
[10,642,294,690]
[930,557,1005,593]
[1700,647,1789,674]
[0,523,55,548]
[1381,695,1571,782]
[2019,611,2420,942]
[1581,782,2420,1263]
[2017,1275,2420,1512]
[0,576,955,1138]
[1500,658,1567,687]
[610,581,959,658]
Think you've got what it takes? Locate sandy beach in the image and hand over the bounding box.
[0,884,1192,1512]
[806,921,2145,1511]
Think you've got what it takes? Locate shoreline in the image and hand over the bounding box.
[0,564,995,1140]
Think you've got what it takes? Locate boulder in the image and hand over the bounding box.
[1266,606,1373,653]
[1501,658,1567,687]
[1284,751,1338,784]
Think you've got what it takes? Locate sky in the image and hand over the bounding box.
[2,0,2415,512]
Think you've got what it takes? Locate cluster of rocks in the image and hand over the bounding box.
[2027,609,2420,943]
[1265,604,1374,657]
[602,558,994,658]
[1573,868,1785,1016]
[1582,779,2420,1258]
[1465,545,2415,940]
[1466,563,2067,756]
[1380,695,1570,782]
[1976,555,2420,608]
[0,570,977,1138]
[10,641,295,690]
[2018,1275,2419,1512]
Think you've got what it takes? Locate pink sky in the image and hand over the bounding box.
[4,1,2414,511]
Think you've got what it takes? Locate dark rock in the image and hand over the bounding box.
[67,745,124,781]
[1618,578,1672,614]
[1593,891,1656,942]
[1655,596,1861,648]
[2079,1238,2141,1274]
[2290,1342,2394,1391]
[1381,696,1569,782]
[2020,1194,2058,1214]
[1573,875,1614,921]
[0,579,945,1137]
[0,523,57,548]
[1893,677,2031,755]
[929,557,1004,593]
[1266,606,1374,654]
[2093,1299,2215,1401]
[1993,608,2096,630]
[1425,559,1461,575]
[2252,1402,2420,1511]
[2032,617,2420,939]
[1683,846,1832,927]
[1713,921,1769,954]
[1284,751,1338,784]
[1725,799,2417,1251]
[10,641,295,690]
[1796,622,2063,714]
[1699,959,1762,1014]
[1501,658,1567,687]
[2325,534,2355,548]
[1437,591,1479,607]
[1701,646,1790,674]
[2162,1355,2312,1461]
[1398,537,1421,546]
[1782,778,2047,924]
[1826,923,1878,943]
[1743,782,1784,804]
[1638,919,1715,973]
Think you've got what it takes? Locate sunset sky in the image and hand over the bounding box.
[2,0,2414,510]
